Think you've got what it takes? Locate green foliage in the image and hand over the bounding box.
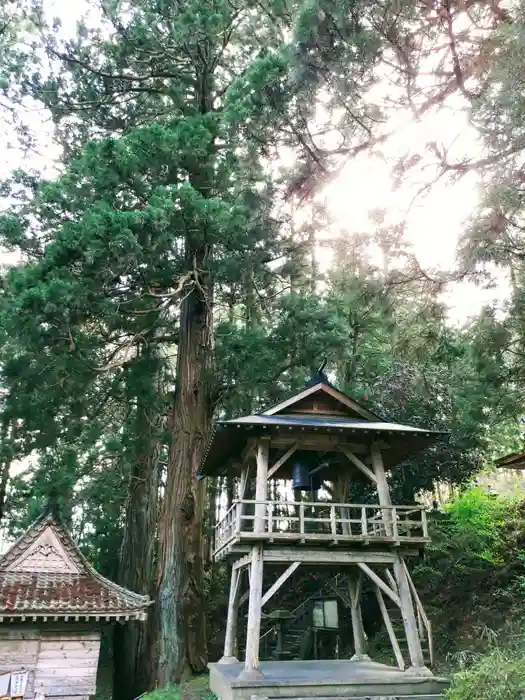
[412,489,525,658]
[447,639,525,700]
[141,679,217,700]
[142,688,183,700]
[445,487,508,563]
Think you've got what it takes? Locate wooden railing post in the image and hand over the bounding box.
[330,505,337,540]
[299,503,305,535]
[422,509,428,538]
[361,507,368,537]
[392,506,399,542]
[341,505,350,535]
[235,501,242,535]
[254,442,269,535]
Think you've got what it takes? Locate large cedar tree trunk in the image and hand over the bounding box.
[113,391,162,700]
[157,272,212,683]
[0,461,9,524]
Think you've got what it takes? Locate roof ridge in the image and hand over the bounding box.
[0,513,58,571]
[0,513,152,611]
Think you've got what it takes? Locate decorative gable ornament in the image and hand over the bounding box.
[6,527,80,574]
[0,513,152,621]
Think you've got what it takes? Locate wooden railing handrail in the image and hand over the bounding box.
[214,500,430,557]
[228,499,426,510]
[234,513,425,525]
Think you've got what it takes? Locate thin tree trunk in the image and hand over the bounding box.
[113,361,163,700]
[0,421,16,524]
[0,461,10,524]
[157,272,212,683]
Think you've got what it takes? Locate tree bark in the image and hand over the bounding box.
[0,461,10,524]
[157,272,212,683]
[113,366,163,700]
[156,44,215,685]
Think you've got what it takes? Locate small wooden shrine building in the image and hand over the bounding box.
[495,451,525,470]
[0,512,151,700]
[200,372,450,700]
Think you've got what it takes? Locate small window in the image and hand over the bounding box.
[312,599,338,629]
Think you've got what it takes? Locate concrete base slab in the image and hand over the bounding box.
[404,666,434,678]
[209,660,450,700]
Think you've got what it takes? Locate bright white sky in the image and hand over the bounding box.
[324,107,510,324]
[0,0,510,325]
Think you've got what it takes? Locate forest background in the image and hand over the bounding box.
[1,0,525,698]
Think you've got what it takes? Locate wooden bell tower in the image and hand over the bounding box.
[198,372,447,683]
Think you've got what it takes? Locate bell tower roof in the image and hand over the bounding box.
[198,374,447,479]
[258,374,382,423]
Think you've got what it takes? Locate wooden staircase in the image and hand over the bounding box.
[252,571,340,661]
[374,595,432,668]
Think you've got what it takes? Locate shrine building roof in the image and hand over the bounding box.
[0,512,152,622]
[495,451,525,469]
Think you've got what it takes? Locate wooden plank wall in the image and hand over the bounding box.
[0,628,40,697]
[34,632,101,699]
[0,627,101,699]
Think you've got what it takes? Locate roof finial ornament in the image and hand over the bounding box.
[307,357,330,387]
[43,487,63,524]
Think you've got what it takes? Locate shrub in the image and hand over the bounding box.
[445,486,507,563]
[446,641,525,699]
[142,689,181,700]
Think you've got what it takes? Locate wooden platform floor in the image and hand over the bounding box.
[214,533,430,559]
[209,659,450,700]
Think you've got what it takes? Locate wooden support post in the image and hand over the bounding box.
[335,475,350,535]
[267,444,297,479]
[385,568,398,595]
[219,566,241,663]
[240,439,269,679]
[371,443,392,537]
[357,563,401,607]
[340,446,377,483]
[238,566,251,608]
[403,560,434,663]
[375,585,405,670]
[237,464,251,537]
[393,552,429,674]
[239,465,251,499]
[261,562,300,607]
[240,544,265,679]
[254,440,269,534]
[348,570,369,661]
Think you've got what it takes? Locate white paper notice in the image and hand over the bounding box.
[10,671,28,697]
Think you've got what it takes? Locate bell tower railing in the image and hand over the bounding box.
[214,500,429,558]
